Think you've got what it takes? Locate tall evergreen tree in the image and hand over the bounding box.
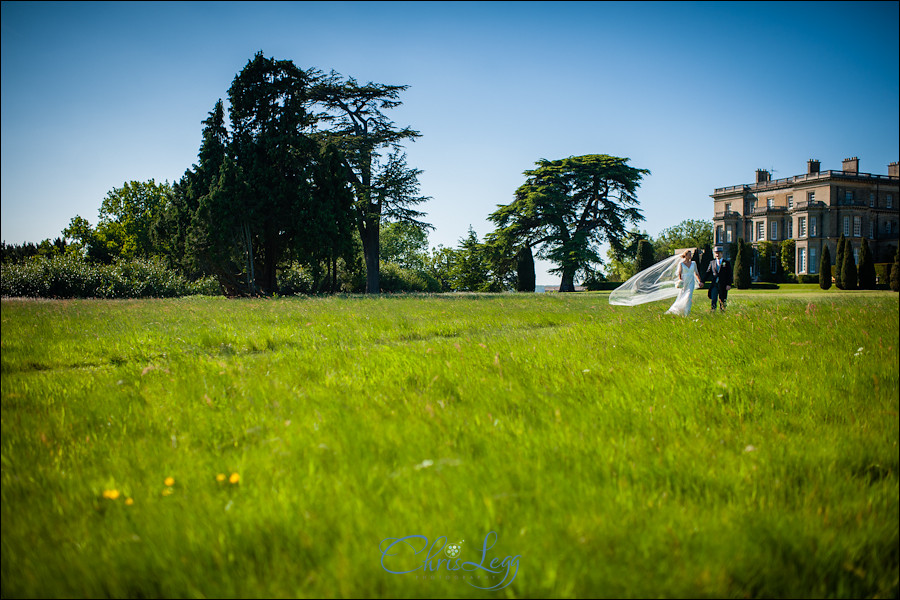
[835,235,846,289]
[698,243,713,280]
[857,238,876,289]
[734,238,751,289]
[819,244,832,290]
[635,238,655,273]
[313,73,427,294]
[891,247,900,292]
[842,240,858,290]
[515,245,536,292]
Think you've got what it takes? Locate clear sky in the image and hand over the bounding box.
[2,1,898,285]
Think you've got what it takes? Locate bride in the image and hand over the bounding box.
[665,250,703,316]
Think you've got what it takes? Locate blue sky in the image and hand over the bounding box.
[2,1,898,284]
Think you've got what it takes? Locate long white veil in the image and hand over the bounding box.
[608,254,685,306]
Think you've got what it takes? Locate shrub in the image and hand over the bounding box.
[857,239,877,290]
[892,248,900,292]
[819,245,832,290]
[1,255,217,298]
[734,239,751,289]
[379,262,441,293]
[842,241,858,290]
[835,236,846,289]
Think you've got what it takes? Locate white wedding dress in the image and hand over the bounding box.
[665,261,698,316]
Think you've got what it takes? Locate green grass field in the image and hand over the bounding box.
[2,288,898,598]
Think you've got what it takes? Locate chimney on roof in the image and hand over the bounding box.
[807,159,820,175]
[756,169,770,184]
[842,157,859,173]
[889,162,899,178]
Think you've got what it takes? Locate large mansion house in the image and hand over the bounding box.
[712,157,899,276]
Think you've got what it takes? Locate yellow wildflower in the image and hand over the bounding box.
[161,488,173,496]
[216,473,226,482]
[102,489,120,500]
[229,473,240,484]
[125,498,134,506]
[164,477,175,487]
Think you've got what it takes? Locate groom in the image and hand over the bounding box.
[706,247,733,311]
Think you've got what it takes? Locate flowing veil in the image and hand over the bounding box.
[608,254,685,306]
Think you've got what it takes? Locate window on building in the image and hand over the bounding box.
[810,216,817,237]
[844,216,850,236]
[799,248,806,273]
[853,216,861,237]
[788,195,794,209]
[726,226,733,243]
[888,194,894,209]
[770,221,777,240]
[716,226,723,244]
[870,192,875,207]
[853,247,859,264]
[767,197,774,208]
[724,202,731,213]
[756,222,764,241]
[869,220,874,238]
[845,190,854,203]
[887,221,894,234]
[787,219,793,238]
[810,247,817,274]
[808,191,815,204]
[799,217,807,238]
[770,254,778,274]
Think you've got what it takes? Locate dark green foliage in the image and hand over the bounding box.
[635,239,655,273]
[0,255,218,298]
[653,219,713,259]
[892,248,900,292]
[378,262,441,293]
[449,227,492,292]
[842,241,858,290]
[489,154,649,292]
[835,235,846,289]
[515,246,536,292]
[698,244,712,278]
[857,238,877,290]
[734,238,751,289]
[819,244,832,290]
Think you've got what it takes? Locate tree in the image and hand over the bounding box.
[653,219,713,260]
[781,239,796,279]
[380,220,430,271]
[488,155,648,292]
[835,235,846,289]
[857,238,876,290]
[516,246,536,292]
[97,180,173,261]
[313,72,428,294]
[891,247,900,292]
[756,241,773,282]
[819,244,832,290]
[698,244,713,281]
[734,238,751,289]
[449,227,492,292]
[635,238,655,272]
[426,245,456,292]
[842,241,857,290]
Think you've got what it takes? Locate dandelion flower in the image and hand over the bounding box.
[216,473,226,482]
[125,498,134,506]
[102,489,120,500]
[164,477,175,487]
[229,473,240,484]
[161,488,173,496]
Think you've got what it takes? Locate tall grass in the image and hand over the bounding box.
[1,290,897,598]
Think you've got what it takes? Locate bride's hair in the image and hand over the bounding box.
[681,250,692,260]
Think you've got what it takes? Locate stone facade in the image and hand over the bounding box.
[711,157,900,277]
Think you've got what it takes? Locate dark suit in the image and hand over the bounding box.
[706,258,733,310]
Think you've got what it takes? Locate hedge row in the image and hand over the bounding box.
[1,255,221,298]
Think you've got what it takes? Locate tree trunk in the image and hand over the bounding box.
[559,265,577,292]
